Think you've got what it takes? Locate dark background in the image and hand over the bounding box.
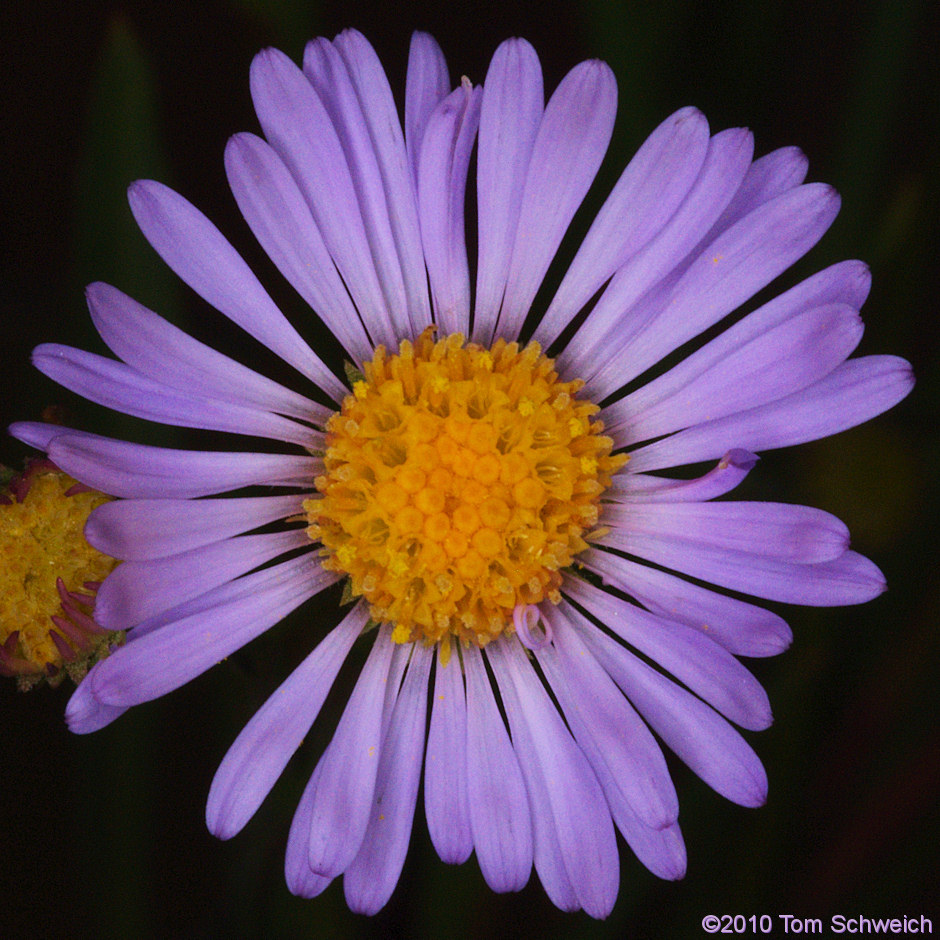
[1,0,937,937]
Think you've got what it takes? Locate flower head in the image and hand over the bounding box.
[10,29,912,917]
[0,460,119,689]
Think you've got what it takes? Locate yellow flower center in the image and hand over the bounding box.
[0,465,118,686]
[306,330,625,648]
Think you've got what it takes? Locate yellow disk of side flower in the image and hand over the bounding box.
[0,465,117,684]
[306,328,627,648]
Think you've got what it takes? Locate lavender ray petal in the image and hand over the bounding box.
[424,646,473,864]
[128,179,346,401]
[65,666,129,733]
[89,554,338,705]
[85,282,329,424]
[225,133,373,362]
[463,644,533,893]
[404,32,450,189]
[334,29,433,331]
[33,344,318,448]
[85,493,304,561]
[582,625,768,807]
[9,421,108,454]
[603,499,850,564]
[627,356,914,471]
[705,145,809,238]
[561,581,772,731]
[608,303,863,443]
[207,602,368,839]
[47,434,320,499]
[305,625,395,878]
[95,528,310,630]
[582,547,792,657]
[472,38,543,345]
[304,38,413,339]
[604,257,872,430]
[344,643,433,915]
[494,60,617,343]
[584,182,842,400]
[537,605,679,828]
[249,47,398,350]
[488,638,619,919]
[533,106,709,348]
[595,525,885,605]
[418,81,482,336]
[608,450,758,503]
[559,127,753,377]
[285,763,335,898]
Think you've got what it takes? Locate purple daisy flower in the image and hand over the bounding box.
[10,29,912,918]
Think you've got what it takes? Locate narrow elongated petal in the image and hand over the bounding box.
[583,547,792,657]
[494,60,617,341]
[285,763,335,898]
[85,494,304,561]
[207,603,368,839]
[628,356,914,470]
[561,582,772,730]
[488,638,619,918]
[585,182,842,399]
[704,145,809,239]
[224,133,373,362]
[560,127,754,377]
[85,282,328,423]
[95,529,310,629]
[128,180,346,400]
[596,527,885,605]
[603,258,870,429]
[537,606,679,827]
[305,625,395,878]
[534,106,709,348]
[334,29,433,330]
[463,644,532,893]
[404,32,450,187]
[418,81,482,335]
[304,38,413,338]
[424,646,473,864]
[608,450,758,503]
[250,47,398,349]
[473,38,543,343]
[603,499,849,564]
[9,421,107,454]
[582,626,768,807]
[89,555,338,705]
[606,303,863,442]
[33,344,318,447]
[47,434,319,499]
[66,669,129,733]
[345,643,433,914]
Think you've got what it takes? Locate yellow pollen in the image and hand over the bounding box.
[0,465,119,687]
[306,329,627,647]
